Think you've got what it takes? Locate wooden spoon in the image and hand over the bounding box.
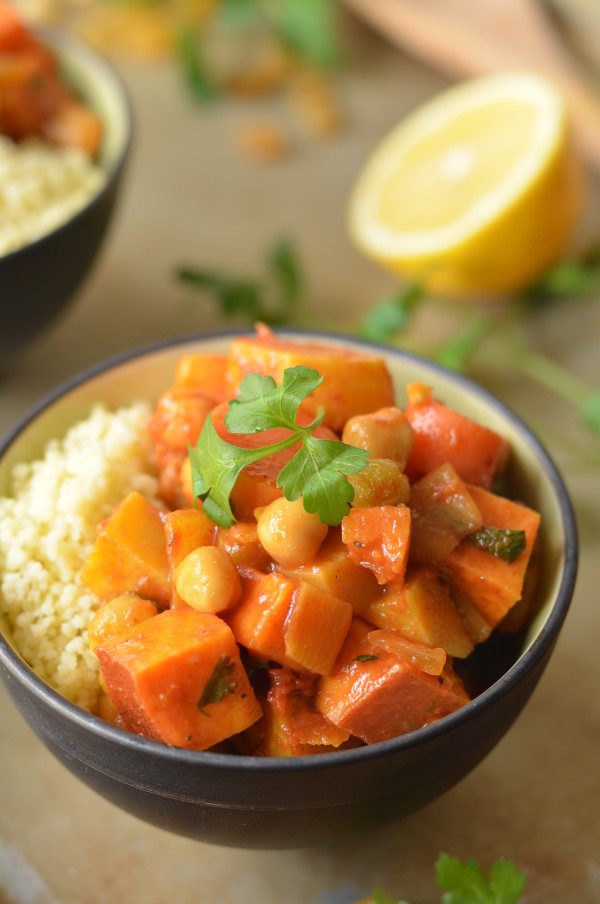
[341,0,600,173]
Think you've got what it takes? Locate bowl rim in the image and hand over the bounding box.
[0,28,133,266]
[0,329,579,776]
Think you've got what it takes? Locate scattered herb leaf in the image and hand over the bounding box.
[197,655,238,712]
[176,22,218,104]
[360,282,424,343]
[263,0,341,70]
[354,654,379,663]
[177,238,303,326]
[190,366,369,527]
[369,854,526,904]
[467,527,527,563]
[436,853,526,904]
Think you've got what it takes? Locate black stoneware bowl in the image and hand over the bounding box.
[0,31,132,368]
[0,331,578,849]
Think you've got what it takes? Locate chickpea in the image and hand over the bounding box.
[174,546,242,614]
[342,407,414,471]
[88,592,158,654]
[255,497,328,569]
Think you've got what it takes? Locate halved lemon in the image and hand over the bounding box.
[348,71,584,298]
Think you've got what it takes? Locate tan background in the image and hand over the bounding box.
[1,16,599,904]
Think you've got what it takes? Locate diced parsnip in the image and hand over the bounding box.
[362,566,475,659]
[404,382,509,489]
[88,592,158,654]
[367,629,447,676]
[342,407,414,470]
[348,459,411,508]
[341,504,411,586]
[444,484,541,627]
[173,353,229,400]
[225,325,395,432]
[409,463,482,565]
[284,581,352,675]
[174,546,242,614]
[255,497,328,569]
[81,491,171,607]
[148,388,216,453]
[240,669,351,756]
[225,570,351,675]
[216,521,273,571]
[278,528,380,614]
[96,608,262,751]
[316,619,469,744]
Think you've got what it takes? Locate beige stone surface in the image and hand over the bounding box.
[1,21,599,904]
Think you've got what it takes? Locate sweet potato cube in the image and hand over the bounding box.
[226,571,352,674]
[284,581,352,675]
[148,388,216,453]
[96,608,262,751]
[241,669,351,756]
[317,619,469,744]
[216,522,273,572]
[173,353,228,400]
[363,566,475,658]
[279,529,380,614]
[81,491,170,607]
[164,507,217,607]
[341,504,411,586]
[404,382,509,489]
[225,328,395,432]
[226,571,294,665]
[444,484,541,627]
[165,508,216,570]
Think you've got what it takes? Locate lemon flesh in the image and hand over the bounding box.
[349,72,584,298]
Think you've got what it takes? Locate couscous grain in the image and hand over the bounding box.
[0,135,104,257]
[0,402,159,711]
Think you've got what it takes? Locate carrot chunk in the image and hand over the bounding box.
[96,608,262,750]
[81,491,171,607]
[341,504,411,586]
[404,383,509,488]
[316,619,469,744]
[444,484,541,627]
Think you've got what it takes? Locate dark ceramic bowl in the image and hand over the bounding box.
[0,332,578,849]
[0,31,132,368]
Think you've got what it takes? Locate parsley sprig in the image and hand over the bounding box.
[372,853,526,904]
[189,365,369,528]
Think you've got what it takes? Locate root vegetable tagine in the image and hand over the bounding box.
[34,330,546,754]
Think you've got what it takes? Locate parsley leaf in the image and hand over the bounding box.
[197,655,238,713]
[436,853,526,904]
[467,527,527,563]
[190,366,369,527]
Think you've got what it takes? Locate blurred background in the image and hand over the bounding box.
[1,2,600,903]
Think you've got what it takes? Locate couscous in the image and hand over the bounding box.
[0,403,158,710]
[0,135,103,256]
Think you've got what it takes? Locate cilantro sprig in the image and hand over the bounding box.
[370,853,526,904]
[189,365,369,528]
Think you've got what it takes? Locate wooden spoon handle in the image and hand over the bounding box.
[342,0,600,172]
